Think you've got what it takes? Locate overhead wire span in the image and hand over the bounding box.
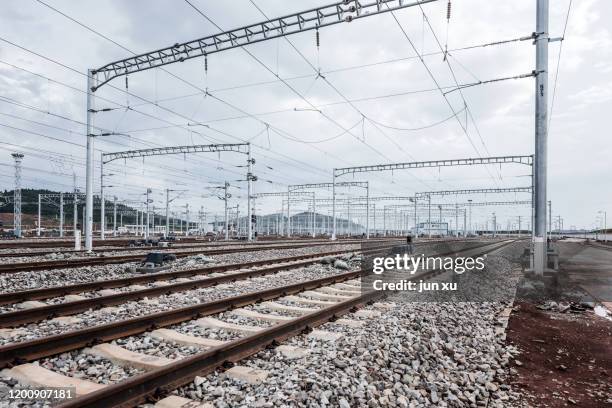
[184,0,394,164]
[367,105,467,131]
[549,0,573,127]
[415,3,504,184]
[0,37,326,182]
[19,7,338,181]
[442,72,537,95]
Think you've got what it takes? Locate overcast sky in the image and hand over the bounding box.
[0,0,610,230]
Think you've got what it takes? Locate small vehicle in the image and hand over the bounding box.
[136,252,177,273]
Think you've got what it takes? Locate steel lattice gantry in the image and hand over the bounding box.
[99,143,251,241]
[289,181,370,238]
[89,0,438,90]
[83,0,440,251]
[253,191,315,237]
[414,186,532,199]
[331,155,534,239]
[413,187,533,238]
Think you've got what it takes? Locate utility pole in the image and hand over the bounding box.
[165,189,170,238]
[365,184,370,239]
[73,172,78,236]
[113,196,117,236]
[85,70,94,251]
[428,195,432,238]
[455,203,459,238]
[224,182,230,241]
[12,153,23,238]
[518,215,522,237]
[247,144,253,241]
[534,0,549,274]
[287,190,291,238]
[413,196,418,237]
[438,205,442,236]
[100,152,105,240]
[548,200,552,241]
[468,199,473,236]
[59,192,64,238]
[37,194,42,237]
[145,188,151,239]
[492,212,497,238]
[185,203,190,236]
[311,193,316,238]
[599,211,607,242]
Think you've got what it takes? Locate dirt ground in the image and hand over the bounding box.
[507,302,612,407]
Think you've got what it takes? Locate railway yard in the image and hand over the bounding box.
[0,235,608,408]
[1,0,611,406]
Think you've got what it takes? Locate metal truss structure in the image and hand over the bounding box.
[291,181,370,238]
[84,0,441,251]
[37,193,86,237]
[98,143,252,243]
[333,155,533,177]
[254,192,316,237]
[12,153,23,238]
[288,182,368,192]
[414,187,532,199]
[453,200,532,207]
[101,144,249,164]
[331,155,533,239]
[89,0,437,90]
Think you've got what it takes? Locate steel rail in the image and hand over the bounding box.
[0,269,365,368]
[0,244,395,305]
[56,239,517,408]
[0,240,511,366]
[0,237,401,258]
[0,241,367,274]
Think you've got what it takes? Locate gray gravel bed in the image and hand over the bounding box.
[0,261,360,346]
[0,244,358,295]
[113,335,201,360]
[165,247,526,407]
[172,300,523,408]
[38,351,142,384]
[175,322,243,342]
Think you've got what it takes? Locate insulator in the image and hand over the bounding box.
[125,76,129,90]
[447,1,451,20]
[315,30,320,48]
[204,55,208,73]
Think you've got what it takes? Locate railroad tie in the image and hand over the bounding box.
[1,363,105,397]
[301,290,352,302]
[150,329,226,349]
[194,317,263,334]
[155,395,214,408]
[16,300,46,309]
[334,282,363,290]
[282,295,336,306]
[275,345,310,359]
[307,329,344,342]
[49,316,83,326]
[0,328,27,339]
[334,318,365,328]
[223,365,269,385]
[259,301,318,315]
[83,343,174,371]
[317,286,361,296]
[230,308,292,323]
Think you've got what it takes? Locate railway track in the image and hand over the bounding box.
[0,241,380,274]
[0,246,393,327]
[0,236,391,251]
[0,237,401,258]
[0,239,515,408]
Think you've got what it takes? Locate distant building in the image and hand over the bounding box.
[414,222,449,236]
